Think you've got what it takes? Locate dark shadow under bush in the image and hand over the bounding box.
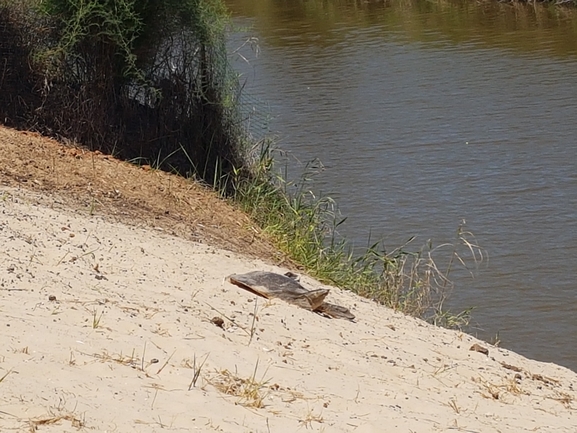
[0,0,246,189]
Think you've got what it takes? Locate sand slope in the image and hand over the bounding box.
[1,187,576,432]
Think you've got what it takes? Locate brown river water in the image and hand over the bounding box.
[225,0,577,371]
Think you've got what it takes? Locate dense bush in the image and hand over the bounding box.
[0,0,245,186]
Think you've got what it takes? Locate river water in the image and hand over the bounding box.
[225,0,577,372]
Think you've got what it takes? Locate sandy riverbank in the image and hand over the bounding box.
[1,126,576,432]
[0,186,576,432]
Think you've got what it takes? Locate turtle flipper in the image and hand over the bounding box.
[316,303,355,321]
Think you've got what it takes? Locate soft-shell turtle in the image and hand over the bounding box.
[227,271,355,321]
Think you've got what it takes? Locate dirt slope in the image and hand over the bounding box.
[0,125,285,263]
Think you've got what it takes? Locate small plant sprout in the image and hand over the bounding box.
[0,369,12,384]
[92,308,104,329]
[299,405,324,428]
[447,398,460,414]
[141,342,147,371]
[248,297,259,346]
[156,350,176,375]
[490,332,502,347]
[188,353,209,390]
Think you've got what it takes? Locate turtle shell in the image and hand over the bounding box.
[227,271,354,321]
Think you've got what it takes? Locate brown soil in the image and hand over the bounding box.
[0,125,288,264]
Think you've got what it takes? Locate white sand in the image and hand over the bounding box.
[1,186,576,432]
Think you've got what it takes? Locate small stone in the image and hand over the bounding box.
[470,343,489,356]
[211,317,225,329]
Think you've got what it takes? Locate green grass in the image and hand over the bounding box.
[230,141,485,327]
[91,308,104,329]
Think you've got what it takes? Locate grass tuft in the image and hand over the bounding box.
[207,358,270,408]
[187,353,209,390]
[299,406,324,428]
[91,308,104,329]
[28,412,85,431]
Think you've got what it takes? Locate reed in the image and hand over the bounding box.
[231,143,484,327]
